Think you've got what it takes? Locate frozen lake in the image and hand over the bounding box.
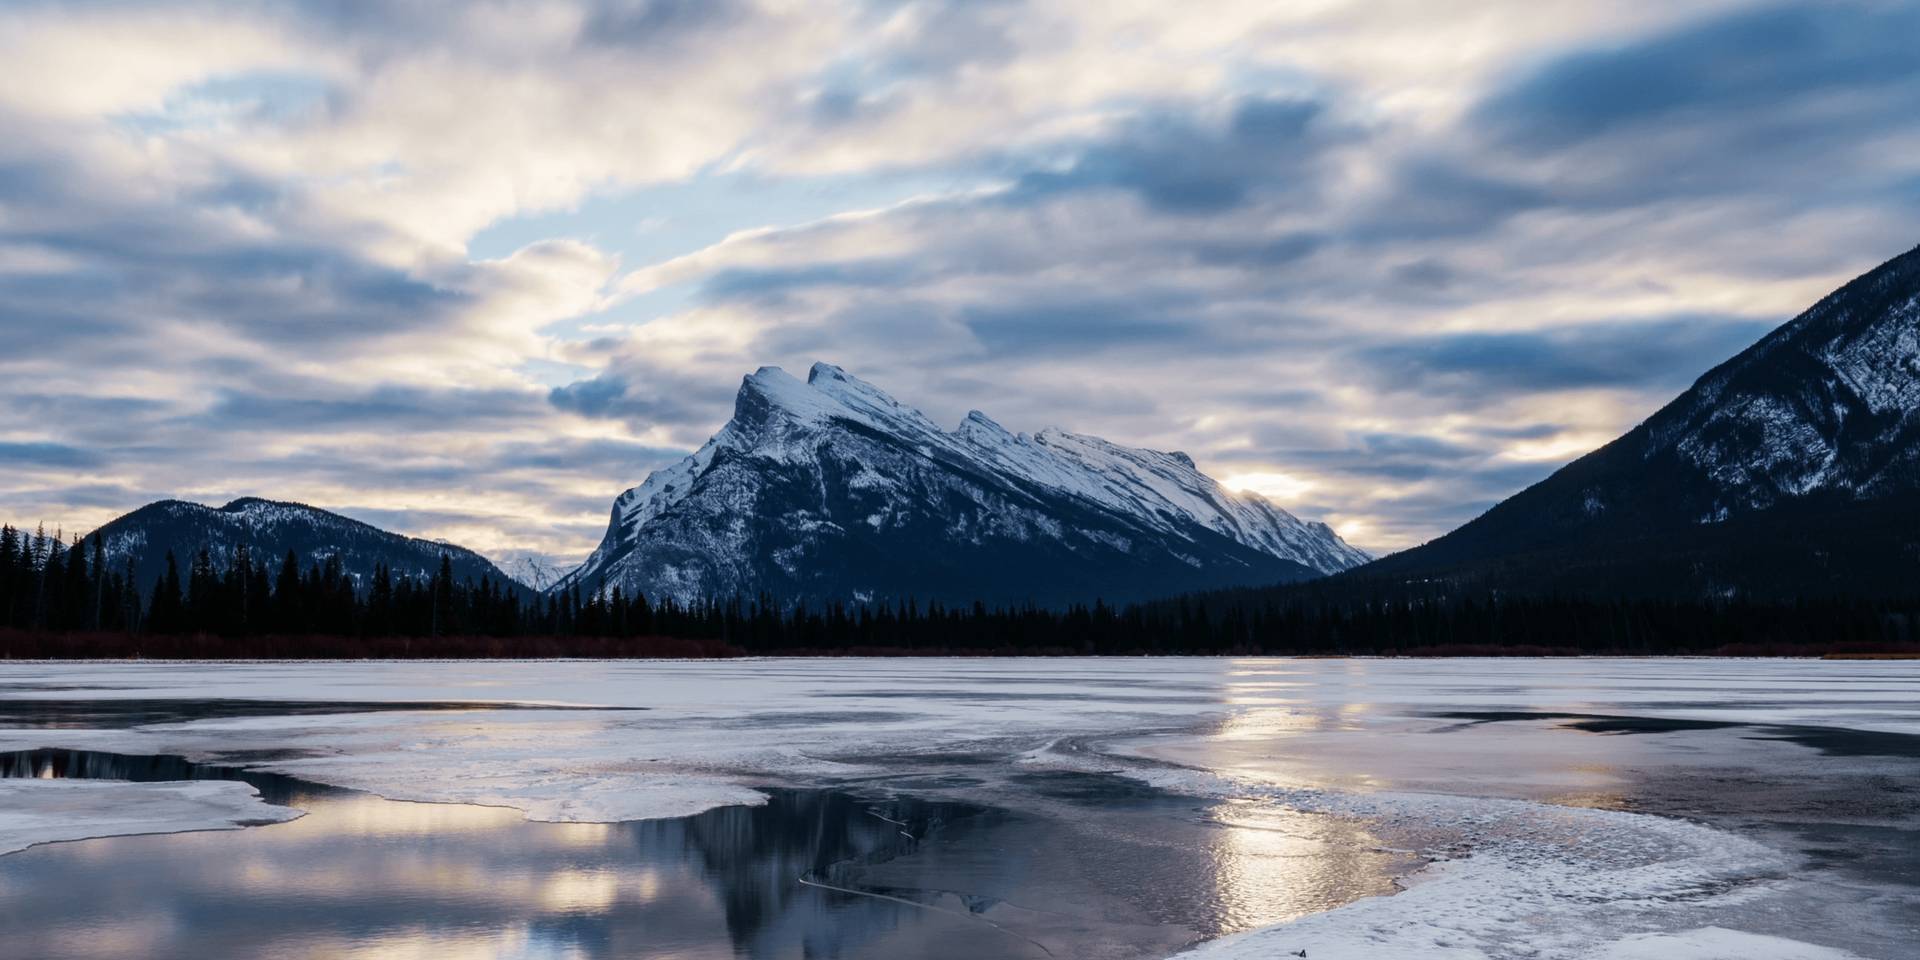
[0,658,1914,959]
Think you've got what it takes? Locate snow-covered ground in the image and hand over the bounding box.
[0,658,1914,959]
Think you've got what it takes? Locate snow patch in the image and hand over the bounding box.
[0,779,301,855]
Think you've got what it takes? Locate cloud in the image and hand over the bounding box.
[1453,1,1920,224]
[578,0,757,49]
[701,259,924,305]
[5,0,1919,563]
[1478,3,1920,150]
[957,296,1206,354]
[1014,97,1348,213]
[200,385,550,432]
[547,372,732,429]
[1355,315,1780,396]
[0,442,103,470]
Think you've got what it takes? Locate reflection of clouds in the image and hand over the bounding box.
[537,868,625,912]
[0,761,1412,960]
[45,914,180,960]
[180,794,728,926]
[0,787,954,960]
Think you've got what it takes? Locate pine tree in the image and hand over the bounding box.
[149,551,184,634]
[62,533,90,631]
[431,556,455,637]
[0,525,17,629]
[89,536,107,631]
[36,532,65,630]
[227,541,253,635]
[121,557,140,633]
[187,548,218,634]
[274,550,302,634]
[367,563,393,637]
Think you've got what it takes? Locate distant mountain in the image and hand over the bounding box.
[92,498,528,596]
[557,362,1366,607]
[1364,242,1920,598]
[497,552,566,592]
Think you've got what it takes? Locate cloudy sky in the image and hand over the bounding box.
[2,0,1917,568]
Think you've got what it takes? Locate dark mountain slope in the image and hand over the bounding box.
[1362,243,1920,598]
[92,498,527,597]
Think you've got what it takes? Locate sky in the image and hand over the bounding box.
[2,0,1918,569]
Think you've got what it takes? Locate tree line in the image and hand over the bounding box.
[3,523,1916,658]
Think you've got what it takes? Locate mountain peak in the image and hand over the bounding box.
[805,361,848,385]
[803,360,921,420]
[741,365,801,393]
[956,409,1014,442]
[736,361,916,427]
[736,365,833,424]
[562,363,1367,606]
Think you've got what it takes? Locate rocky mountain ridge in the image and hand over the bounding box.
[557,362,1366,606]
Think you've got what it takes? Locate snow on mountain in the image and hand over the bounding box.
[558,362,1365,606]
[496,552,567,592]
[1363,241,1920,597]
[1644,243,1920,513]
[90,498,529,595]
[995,426,1370,574]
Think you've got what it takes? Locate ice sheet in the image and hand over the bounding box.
[1,657,1914,959]
[1592,927,1873,960]
[0,779,300,855]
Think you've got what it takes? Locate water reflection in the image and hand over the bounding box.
[0,751,998,960]
[1202,800,1403,931]
[0,750,1411,960]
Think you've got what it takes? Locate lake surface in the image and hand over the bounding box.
[0,659,1914,959]
[0,748,1407,960]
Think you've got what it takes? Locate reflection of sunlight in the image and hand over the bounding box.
[406,715,615,749]
[549,821,616,847]
[1543,763,1632,811]
[272,793,523,838]
[1217,661,1374,737]
[538,868,622,911]
[1136,661,1387,793]
[1226,658,1306,677]
[1206,801,1400,934]
[325,924,585,960]
[631,865,663,904]
[1215,707,1320,739]
[1218,677,1309,708]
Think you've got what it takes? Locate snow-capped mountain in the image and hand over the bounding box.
[1365,242,1920,597]
[557,362,1366,607]
[497,552,567,592]
[1647,245,1920,511]
[91,498,528,595]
